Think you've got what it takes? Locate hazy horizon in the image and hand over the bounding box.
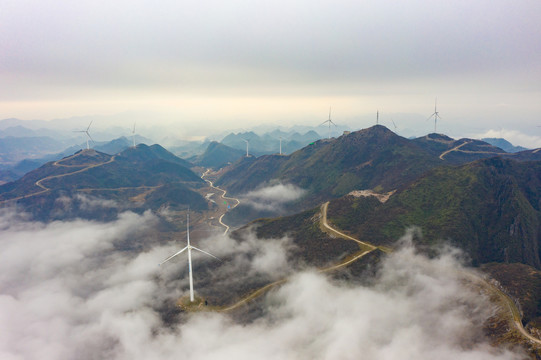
[1,0,540,147]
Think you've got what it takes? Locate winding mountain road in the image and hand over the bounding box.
[201,169,241,235]
[0,151,117,203]
[439,140,517,160]
[213,202,377,313]
[439,141,471,160]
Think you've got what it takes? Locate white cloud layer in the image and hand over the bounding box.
[0,210,524,359]
[242,183,306,212]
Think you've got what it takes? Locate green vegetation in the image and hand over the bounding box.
[326,157,541,269]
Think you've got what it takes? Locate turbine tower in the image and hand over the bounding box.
[426,98,442,133]
[159,212,219,303]
[279,136,282,155]
[377,110,379,125]
[243,138,249,157]
[132,122,136,148]
[74,120,94,150]
[320,107,337,139]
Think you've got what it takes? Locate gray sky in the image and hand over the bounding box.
[1,0,541,144]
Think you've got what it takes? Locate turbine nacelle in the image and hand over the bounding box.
[73,120,94,150]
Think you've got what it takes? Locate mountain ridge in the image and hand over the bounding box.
[0,144,207,220]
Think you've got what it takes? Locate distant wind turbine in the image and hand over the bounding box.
[279,136,282,155]
[391,119,398,132]
[242,138,250,157]
[159,212,220,303]
[132,122,136,148]
[320,107,337,139]
[74,121,94,150]
[426,98,442,133]
[377,110,379,125]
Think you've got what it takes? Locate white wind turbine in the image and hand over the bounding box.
[243,138,250,157]
[279,136,282,155]
[376,110,379,125]
[159,212,219,303]
[320,107,337,139]
[74,120,94,150]
[426,98,442,133]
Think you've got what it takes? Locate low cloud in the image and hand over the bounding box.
[0,210,524,359]
[53,193,119,219]
[200,229,297,278]
[242,183,306,212]
[75,193,118,210]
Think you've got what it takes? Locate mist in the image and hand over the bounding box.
[0,209,524,359]
[242,183,306,212]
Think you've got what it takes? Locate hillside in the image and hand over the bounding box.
[194,141,245,169]
[0,135,67,164]
[216,126,541,227]
[0,145,207,220]
[326,157,541,269]
[218,126,443,207]
[413,133,507,163]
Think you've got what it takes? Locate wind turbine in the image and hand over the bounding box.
[426,98,442,133]
[320,107,337,139]
[279,136,282,155]
[377,110,379,125]
[391,119,398,132]
[243,138,249,157]
[131,122,136,148]
[74,121,94,150]
[159,212,220,303]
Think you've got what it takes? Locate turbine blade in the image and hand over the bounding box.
[320,120,329,126]
[86,132,96,144]
[426,113,436,121]
[191,246,221,261]
[87,120,93,131]
[159,246,189,265]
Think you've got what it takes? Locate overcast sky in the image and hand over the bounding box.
[1,0,540,142]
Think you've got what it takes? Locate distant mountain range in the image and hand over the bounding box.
[220,129,322,156]
[191,141,246,169]
[482,137,529,152]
